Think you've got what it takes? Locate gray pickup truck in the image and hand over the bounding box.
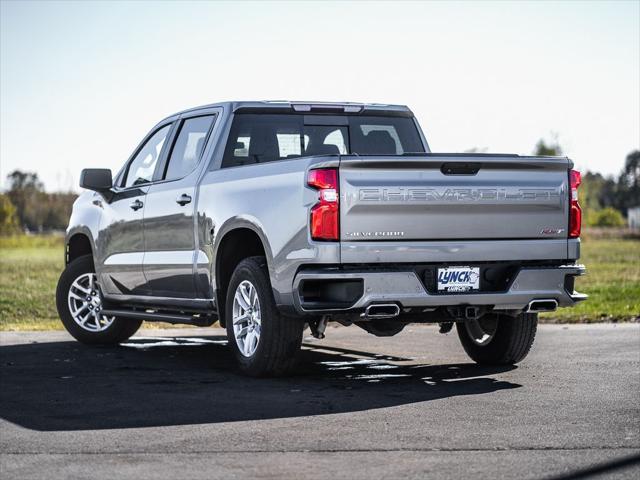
[56,101,586,376]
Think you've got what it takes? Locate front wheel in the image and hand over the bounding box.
[225,256,303,377]
[56,255,142,345]
[456,312,537,365]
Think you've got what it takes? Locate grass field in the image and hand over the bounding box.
[0,235,66,330]
[0,233,638,331]
[539,237,639,322]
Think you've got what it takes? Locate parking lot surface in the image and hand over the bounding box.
[1,323,639,479]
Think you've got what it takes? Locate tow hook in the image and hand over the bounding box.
[446,305,486,321]
[465,306,481,320]
[309,316,328,339]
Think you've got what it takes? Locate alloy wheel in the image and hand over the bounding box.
[67,273,114,332]
[232,280,261,357]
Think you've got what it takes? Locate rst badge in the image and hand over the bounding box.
[437,266,480,292]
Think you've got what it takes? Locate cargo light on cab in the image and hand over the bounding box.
[307,168,339,241]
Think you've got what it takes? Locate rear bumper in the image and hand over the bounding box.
[292,264,586,315]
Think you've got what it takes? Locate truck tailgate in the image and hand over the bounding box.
[339,155,570,242]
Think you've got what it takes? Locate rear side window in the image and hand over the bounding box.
[222,113,424,168]
[164,115,214,180]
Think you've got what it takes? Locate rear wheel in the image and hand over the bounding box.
[56,255,142,344]
[225,256,303,376]
[456,312,537,365]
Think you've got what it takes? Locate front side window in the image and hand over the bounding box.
[164,115,215,181]
[123,124,171,188]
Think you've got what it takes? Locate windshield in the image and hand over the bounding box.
[222,114,425,168]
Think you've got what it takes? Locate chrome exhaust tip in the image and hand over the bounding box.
[526,299,558,313]
[364,303,401,319]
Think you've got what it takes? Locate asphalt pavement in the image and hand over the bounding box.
[1,323,639,479]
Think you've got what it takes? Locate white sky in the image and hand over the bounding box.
[1,0,639,192]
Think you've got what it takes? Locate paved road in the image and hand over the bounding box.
[1,323,639,479]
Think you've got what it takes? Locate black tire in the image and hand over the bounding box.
[56,255,142,345]
[456,312,537,365]
[225,256,303,377]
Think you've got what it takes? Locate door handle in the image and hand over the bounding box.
[129,199,144,211]
[176,194,192,206]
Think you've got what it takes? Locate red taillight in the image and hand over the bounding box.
[308,168,339,241]
[569,169,582,238]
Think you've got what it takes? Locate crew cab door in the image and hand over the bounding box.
[142,112,217,298]
[97,122,174,296]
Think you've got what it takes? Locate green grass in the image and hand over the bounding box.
[0,239,64,330]
[1,233,638,330]
[540,238,640,323]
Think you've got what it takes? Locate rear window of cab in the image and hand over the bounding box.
[222,114,425,168]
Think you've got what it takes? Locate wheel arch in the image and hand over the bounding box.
[213,219,273,326]
[66,229,95,266]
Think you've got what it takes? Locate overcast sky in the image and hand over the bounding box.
[1,0,638,191]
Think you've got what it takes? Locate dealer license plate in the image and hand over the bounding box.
[437,266,480,292]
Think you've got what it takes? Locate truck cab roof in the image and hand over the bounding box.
[168,101,414,120]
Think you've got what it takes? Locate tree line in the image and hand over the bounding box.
[533,141,639,227]
[1,145,638,235]
[1,171,77,234]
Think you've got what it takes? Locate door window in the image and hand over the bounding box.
[123,124,171,188]
[164,115,215,180]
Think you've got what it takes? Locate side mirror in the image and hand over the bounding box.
[80,168,113,192]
